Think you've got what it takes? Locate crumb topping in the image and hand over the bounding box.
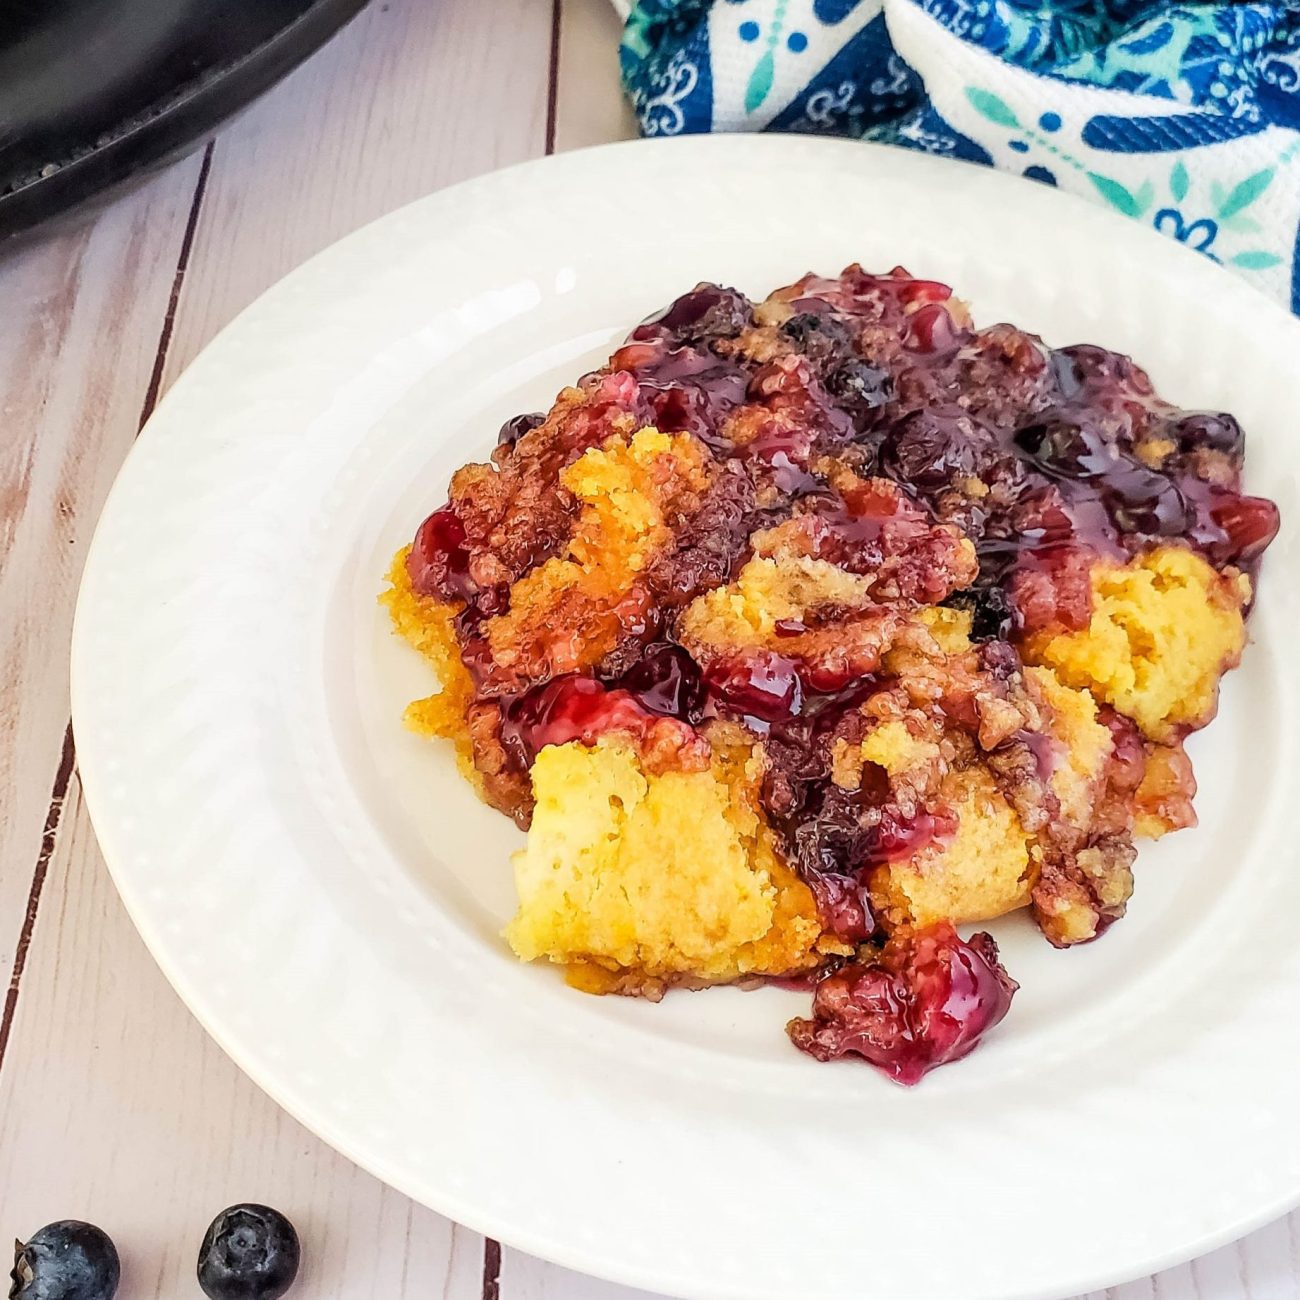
[385,266,1277,1082]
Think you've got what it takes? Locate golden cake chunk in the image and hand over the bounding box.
[679,554,877,646]
[1025,546,1248,742]
[506,735,842,993]
[483,428,709,689]
[384,264,1278,1081]
[1134,741,1198,839]
[381,548,477,771]
[917,605,976,654]
[676,549,945,691]
[859,666,1115,932]
[867,760,1034,930]
[825,706,1032,934]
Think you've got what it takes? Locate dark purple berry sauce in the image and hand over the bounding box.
[787,924,1019,1083]
[399,266,1277,1082]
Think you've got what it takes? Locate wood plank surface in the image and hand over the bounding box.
[0,0,548,1294]
[0,157,213,1040]
[554,0,639,154]
[0,160,204,1003]
[1,0,1298,1296]
[161,0,550,386]
[0,772,484,1297]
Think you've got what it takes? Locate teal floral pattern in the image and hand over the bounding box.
[742,1,788,111]
[965,80,1298,271]
[621,0,1300,312]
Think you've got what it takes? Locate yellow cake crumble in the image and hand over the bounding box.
[678,553,877,648]
[381,548,477,773]
[870,766,1034,930]
[483,428,709,686]
[382,263,1278,1081]
[506,734,845,994]
[1024,545,1248,741]
[1025,665,1112,830]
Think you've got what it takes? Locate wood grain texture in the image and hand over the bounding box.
[0,774,484,1298]
[2,0,1300,1296]
[554,0,639,154]
[500,1250,660,1300]
[1076,1218,1300,1300]
[0,157,205,998]
[496,1191,1300,1300]
[0,0,549,1294]
[160,0,552,389]
[497,1225,1300,1300]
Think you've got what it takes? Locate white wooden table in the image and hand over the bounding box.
[0,3,1296,1296]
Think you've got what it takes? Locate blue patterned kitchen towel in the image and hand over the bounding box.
[620,1,1300,312]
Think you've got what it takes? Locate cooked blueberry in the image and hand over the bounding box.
[1102,466,1189,535]
[1170,411,1243,456]
[882,407,991,487]
[496,411,544,448]
[1053,342,1152,396]
[615,642,706,722]
[9,1221,119,1300]
[944,585,1015,641]
[629,283,752,346]
[1012,416,1116,478]
[777,311,816,342]
[771,311,852,375]
[825,358,890,414]
[1048,347,1086,399]
[197,1205,299,1300]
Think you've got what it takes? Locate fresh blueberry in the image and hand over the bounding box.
[197,1205,299,1300]
[9,1221,119,1300]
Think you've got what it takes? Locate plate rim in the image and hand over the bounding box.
[71,133,1300,1300]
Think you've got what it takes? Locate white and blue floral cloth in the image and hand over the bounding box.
[620,2,1300,312]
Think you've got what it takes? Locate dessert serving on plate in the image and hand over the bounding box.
[382,265,1278,1084]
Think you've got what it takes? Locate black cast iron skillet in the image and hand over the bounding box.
[0,0,370,242]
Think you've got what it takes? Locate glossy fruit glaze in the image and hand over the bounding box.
[399,266,1278,1082]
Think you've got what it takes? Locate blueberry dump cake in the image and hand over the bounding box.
[382,266,1278,1084]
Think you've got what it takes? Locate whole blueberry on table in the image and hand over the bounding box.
[9,1221,119,1300]
[197,1204,299,1300]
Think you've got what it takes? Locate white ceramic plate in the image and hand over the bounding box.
[73,136,1300,1300]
